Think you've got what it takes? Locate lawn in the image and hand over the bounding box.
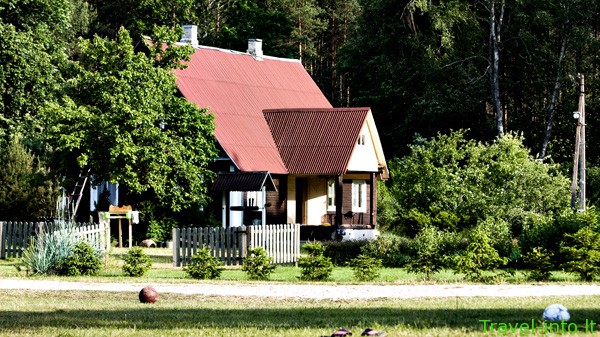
[1,248,599,336]
[0,247,583,284]
[2,290,600,336]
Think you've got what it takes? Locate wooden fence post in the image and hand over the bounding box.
[0,222,4,259]
[172,228,179,267]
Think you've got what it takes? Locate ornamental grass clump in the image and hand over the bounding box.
[122,246,153,277]
[22,220,79,275]
[185,247,223,280]
[242,247,276,280]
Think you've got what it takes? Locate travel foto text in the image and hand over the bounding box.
[480,319,597,334]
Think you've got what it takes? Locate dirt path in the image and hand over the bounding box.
[2,278,600,299]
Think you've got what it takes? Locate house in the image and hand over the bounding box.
[173,26,388,239]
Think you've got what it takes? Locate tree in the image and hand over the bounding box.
[44,27,217,211]
[381,130,570,235]
[0,136,58,220]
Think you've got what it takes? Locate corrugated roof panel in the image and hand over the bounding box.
[174,46,332,174]
[212,171,277,191]
[264,108,370,175]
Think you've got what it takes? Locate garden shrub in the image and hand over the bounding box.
[360,233,412,267]
[58,241,102,276]
[242,247,276,280]
[477,217,513,258]
[323,240,368,266]
[520,209,591,267]
[561,225,600,281]
[405,226,447,280]
[522,247,553,281]
[350,254,382,282]
[298,242,333,281]
[453,225,508,282]
[185,247,223,279]
[147,217,178,243]
[22,220,79,275]
[122,246,153,277]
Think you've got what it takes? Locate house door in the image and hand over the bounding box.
[295,178,307,224]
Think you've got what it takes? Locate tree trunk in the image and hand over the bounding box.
[539,23,570,159]
[489,0,505,137]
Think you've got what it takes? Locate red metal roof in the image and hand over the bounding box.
[263,108,370,175]
[174,47,332,174]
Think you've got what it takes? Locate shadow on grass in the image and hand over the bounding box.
[2,298,600,333]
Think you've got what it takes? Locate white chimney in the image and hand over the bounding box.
[247,38,263,60]
[181,25,198,46]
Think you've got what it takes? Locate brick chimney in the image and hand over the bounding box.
[247,38,263,60]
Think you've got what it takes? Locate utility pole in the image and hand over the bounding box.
[571,74,586,211]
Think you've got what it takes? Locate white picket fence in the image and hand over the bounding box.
[173,223,300,266]
[0,221,109,259]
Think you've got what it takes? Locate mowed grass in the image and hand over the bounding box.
[2,248,600,336]
[2,290,600,336]
[0,247,583,284]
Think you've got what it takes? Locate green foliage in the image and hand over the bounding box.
[520,209,589,266]
[405,226,447,280]
[522,247,554,282]
[0,136,59,220]
[184,248,223,280]
[349,254,382,282]
[147,218,178,243]
[22,220,79,275]
[383,131,569,235]
[561,225,600,281]
[58,241,102,276]
[122,246,152,277]
[323,240,368,266]
[44,27,217,212]
[360,233,412,268]
[242,247,276,281]
[298,242,333,281]
[453,225,508,282]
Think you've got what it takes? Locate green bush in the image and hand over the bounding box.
[520,209,591,266]
[242,247,276,280]
[58,241,102,276]
[298,242,333,281]
[405,226,446,280]
[350,254,382,281]
[522,247,553,281]
[453,225,508,282]
[185,247,223,280]
[360,233,412,267]
[147,217,178,242]
[122,246,153,277]
[323,240,368,266]
[561,225,600,281]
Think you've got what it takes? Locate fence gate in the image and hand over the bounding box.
[173,224,300,266]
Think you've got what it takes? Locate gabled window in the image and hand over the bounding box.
[327,179,336,211]
[352,180,367,213]
[357,134,366,145]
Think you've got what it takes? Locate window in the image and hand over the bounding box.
[352,180,367,212]
[246,191,262,208]
[357,134,366,145]
[327,179,336,211]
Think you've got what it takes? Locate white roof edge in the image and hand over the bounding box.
[141,36,302,63]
